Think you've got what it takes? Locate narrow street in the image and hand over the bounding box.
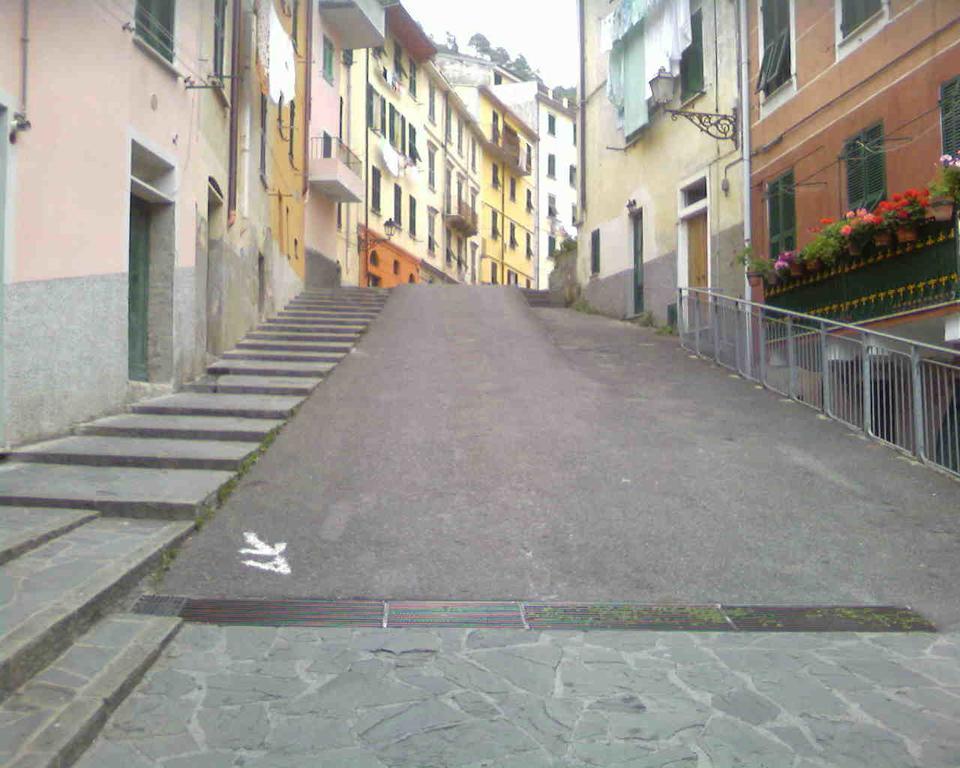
[65,287,960,768]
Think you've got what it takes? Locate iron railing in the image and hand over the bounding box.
[309,134,362,176]
[678,287,960,478]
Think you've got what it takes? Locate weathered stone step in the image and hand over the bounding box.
[0,508,99,566]
[264,316,369,328]
[0,518,191,701]
[9,436,257,472]
[75,414,282,442]
[207,359,335,379]
[131,393,304,420]
[237,339,354,353]
[0,613,180,768]
[221,348,346,363]
[248,329,360,343]
[277,311,378,322]
[259,322,367,334]
[287,301,386,311]
[0,464,232,519]
[186,375,323,397]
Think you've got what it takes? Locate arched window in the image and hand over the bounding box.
[408,274,416,283]
[370,250,379,267]
[393,259,400,275]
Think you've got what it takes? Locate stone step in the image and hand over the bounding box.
[186,375,323,397]
[264,316,369,328]
[287,301,386,310]
[131,393,304,420]
[0,464,233,519]
[248,330,360,343]
[260,322,367,334]
[75,414,282,443]
[300,290,387,298]
[8,436,257,472]
[277,311,378,322]
[237,339,355,353]
[0,509,99,566]
[0,613,180,768]
[0,518,191,701]
[206,359,335,379]
[221,348,346,363]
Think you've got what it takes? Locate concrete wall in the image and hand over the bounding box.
[579,0,745,323]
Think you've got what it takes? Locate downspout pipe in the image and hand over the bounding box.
[227,0,242,221]
[11,0,31,141]
[739,0,752,300]
[303,0,313,197]
[363,49,370,286]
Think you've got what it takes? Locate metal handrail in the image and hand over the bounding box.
[678,287,960,477]
[309,134,362,176]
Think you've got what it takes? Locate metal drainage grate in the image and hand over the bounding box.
[525,603,731,631]
[132,594,188,617]
[388,601,525,629]
[178,598,384,627]
[722,606,937,633]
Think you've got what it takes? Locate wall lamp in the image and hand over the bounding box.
[648,68,738,145]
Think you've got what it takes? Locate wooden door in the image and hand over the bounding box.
[128,197,150,381]
[687,213,708,288]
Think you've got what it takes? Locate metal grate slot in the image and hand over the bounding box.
[722,605,937,633]
[132,594,188,617]
[387,601,525,629]
[180,598,384,627]
[525,603,731,631]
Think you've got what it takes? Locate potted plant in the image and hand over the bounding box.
[875,189,930,244]
[774,250,802,278]
[737,245,773,288]
[930,154,960,222]
[839,209,881,256]
[802,219,844,270]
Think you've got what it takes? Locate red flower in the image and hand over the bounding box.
[819,217,835,225]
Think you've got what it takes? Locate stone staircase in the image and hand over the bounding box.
[0,288,387,767]
[520,288,565,308]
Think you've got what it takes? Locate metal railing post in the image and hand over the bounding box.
[694,292,702,357]
[786,317,797,400]
[862,334,873,437]
[677,289,685,344]
[911,347,926,459]
[758,307,767,386]
[820,326,832,417]
[733,300,742,374]
[711,297,721,363]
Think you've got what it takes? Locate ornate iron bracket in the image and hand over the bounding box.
[665,109,738,145]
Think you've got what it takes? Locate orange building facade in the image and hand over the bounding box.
[748,0,960,342]
[360,226,421,287]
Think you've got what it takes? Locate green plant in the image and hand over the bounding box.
[800,219,845,267]
[931,154,960,202]
[572,298,602,315]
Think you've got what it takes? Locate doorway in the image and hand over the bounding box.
[128,196,151,381]
[206,182,225,355]
[631,210,644,314]
[0,105,7,445]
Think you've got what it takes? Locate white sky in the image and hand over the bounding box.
[399,0,580,89]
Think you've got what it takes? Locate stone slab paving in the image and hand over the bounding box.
[0,508,98,566]
[76,625,960,767]
[76,414,284,442]
[187,376,324,397]
[130,393,304,420]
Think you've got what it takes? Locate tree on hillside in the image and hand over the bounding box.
[552,85,577,103]
[468,33,492,57]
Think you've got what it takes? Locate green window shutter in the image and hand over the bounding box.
[681,10,704,100]
[371,167,381,212]
[591,229,601,274]
[941,77,960,156]
[213,0,226,78]
[768,177,782,258]
[863,123,886,210]
[366,85,374,129]
[136,0,175,62]
[757,0,790,95]
[767,171,795,258]
[846,134,868,211]
[323,37,335,83]
[841,0,882,38]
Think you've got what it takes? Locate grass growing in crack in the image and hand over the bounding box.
[149,547,179,589]
[571,298,603,316]
[534,604,728,628]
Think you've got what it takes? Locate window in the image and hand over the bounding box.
[394,183,403,227]
[492,164,501,189]
[366,85,375,129]
[573,123,577,146]
[845,123,886,212]
[569,165,577,187]
[393,259,400,275]
[370,251,379,267]
[428,210,437,253]
[288,100,296,162]
[409,195,417,237]
[336,203,342,231]
[322,36,335,84]
[471,138,477,171]
[510,177,517,202]
[548,114,556,136]
[136,0,175,62]
[371,167,382,212]
[457,119,464,154]
[409,59,418,98]
[494,72,503,85]
[213,0,226,79]
[841,0,882,38]
[379,94,387,135]
[510,222,518,249]
[428,145,437,189]
[547,154,556,178]
[680,9,704,100]
[491,211,500,239]
[389,105,398,148]
[526,189,534,212]
[445,102,453,143]
[259,93,267,180]
[548,194,557,218]
[408,125,419,163]
[590,229,600,275]
[549,236,556,256]
[291,0,299,49]
[942,76,960,156]
[526,232,533,258]
[767,170,796,259]
[369,274,381,287]
[757,0,791,96]
[429,80,437,123]
[394,42,405,79]
[526,143,533,170]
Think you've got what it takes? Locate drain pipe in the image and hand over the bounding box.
[738,0,752,299]
[10,0,31,142]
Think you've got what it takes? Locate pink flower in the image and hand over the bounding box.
[841,225,853,237]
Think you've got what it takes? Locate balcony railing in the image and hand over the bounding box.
[680,287,960,478]
[487,124,530,176]
[308,134,364,202]
[444,199,478,236]
[765,222,958,323]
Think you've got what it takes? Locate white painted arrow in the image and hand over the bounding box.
[240,532,291,575]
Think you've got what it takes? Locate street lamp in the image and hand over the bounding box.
[359,218,398,251]
[648,69,675,107]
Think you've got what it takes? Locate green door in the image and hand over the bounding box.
[128,197,150,381]
[632,211,644,314]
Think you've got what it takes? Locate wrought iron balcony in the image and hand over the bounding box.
[486,124,530,176]
[444,200,478,236]
[309,134,364,203]
[765,222,959,324]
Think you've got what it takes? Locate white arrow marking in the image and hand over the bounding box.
[240,532,291,575]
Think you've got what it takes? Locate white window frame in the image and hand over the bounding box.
[835,0,890,62]
[676,172,710,291]
[757,0,797,120]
